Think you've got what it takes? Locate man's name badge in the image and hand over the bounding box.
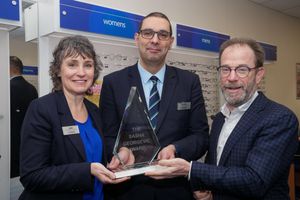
[177,102,191,110]
[62,125,80,135]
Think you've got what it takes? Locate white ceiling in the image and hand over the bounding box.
[248,0,300,19]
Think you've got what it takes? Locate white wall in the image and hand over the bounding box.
[11,0,300,119]
[9,37,37,66]
[0,30,11,200]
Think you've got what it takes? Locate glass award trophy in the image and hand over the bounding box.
[113,87,164,178]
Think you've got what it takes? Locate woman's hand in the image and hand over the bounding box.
[90,163,129,184]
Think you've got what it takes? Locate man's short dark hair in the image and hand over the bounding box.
[10,56,23,73]
[138,12,173,36]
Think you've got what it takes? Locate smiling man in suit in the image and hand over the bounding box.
[146,38,299,200]
[99,12,209,200]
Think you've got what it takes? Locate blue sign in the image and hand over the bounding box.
[23,66,38,75]
[60,0,143,39]
[260,42,277,61]
[177,24,230,53]
[0,0,20,21]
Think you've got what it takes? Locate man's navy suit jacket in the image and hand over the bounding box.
[10,76,38,177]
[19,91,106,200]
[190,92,299,200]
[100,64,209,200]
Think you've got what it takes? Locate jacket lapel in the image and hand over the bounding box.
[56,92,86,160]
[208,113,225,165]
[218,93,267,165]
[156,66,176,132]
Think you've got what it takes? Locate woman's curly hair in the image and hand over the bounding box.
[49,35,102,95]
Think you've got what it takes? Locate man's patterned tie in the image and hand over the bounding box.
[149,76,160,130]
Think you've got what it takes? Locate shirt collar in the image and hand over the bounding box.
[10,75,22,80]
[221,91,259,117]
[137,61,166,84]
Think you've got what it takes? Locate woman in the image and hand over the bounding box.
[19,35,130,200]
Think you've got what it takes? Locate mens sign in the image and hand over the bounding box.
[176,24,230,53]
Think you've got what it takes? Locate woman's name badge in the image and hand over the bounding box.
[62,125,80,135]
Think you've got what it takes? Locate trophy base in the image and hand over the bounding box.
[114,164,166,179]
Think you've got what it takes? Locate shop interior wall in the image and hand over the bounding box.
[9,0,300,120]
[9,37,37,66]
